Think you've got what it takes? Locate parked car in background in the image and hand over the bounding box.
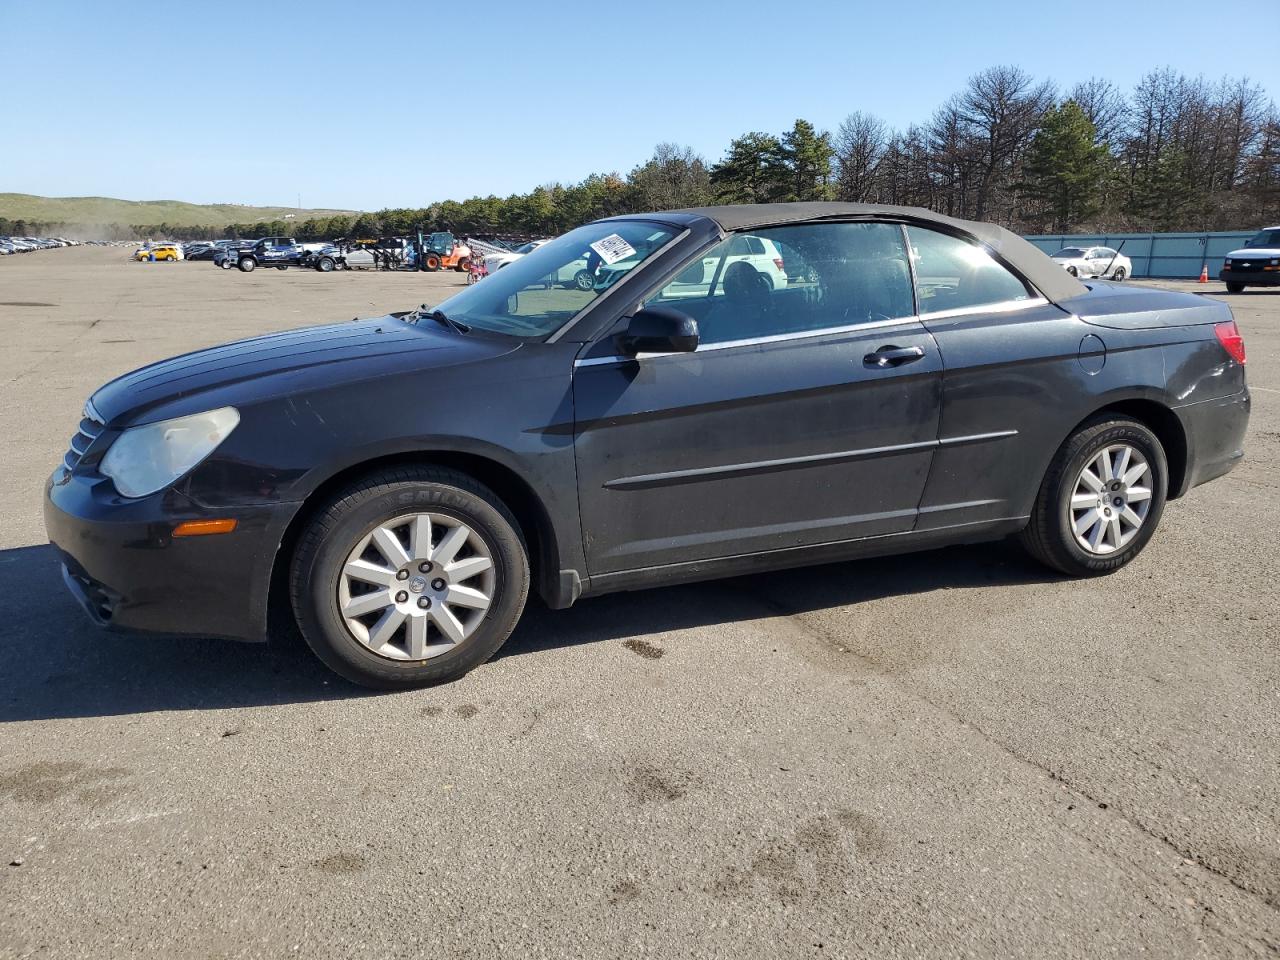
[183,242,217,261]
[229,237,306,272]
[634,232,789,297]
[304,244,344,272]
[1219,226,1280,292]
[45,202,1249,690]
[134,244,181,262]
[1051,246,1131,280]
[483,239,552,276]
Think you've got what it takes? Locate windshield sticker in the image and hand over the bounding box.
[589,234,637,265]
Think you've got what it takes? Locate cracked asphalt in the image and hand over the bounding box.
[1,248,1277,958]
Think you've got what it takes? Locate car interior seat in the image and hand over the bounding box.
[703,260,774,342]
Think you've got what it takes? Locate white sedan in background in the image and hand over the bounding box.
[1052,246,1131,280]
[483,239,553,277]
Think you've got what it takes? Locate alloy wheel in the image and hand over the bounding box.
[1070,443,1152,555]
[337,512,495,661]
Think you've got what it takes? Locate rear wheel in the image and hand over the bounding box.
[238,257,256,272]
[1019,416,1167,576]
[1226,282,1245,293]
[572,268,594,291]
[1112,266,1126,281]
[424,254,442,272]
[290,466,529,689]
[317,256,335,272]
[1067,266,1079,277]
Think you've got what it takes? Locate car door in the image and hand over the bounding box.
[572,220,943,576]
[904,224,1086,530]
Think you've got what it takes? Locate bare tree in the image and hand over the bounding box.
[833,111,888,201]
[955,66,1056,222]
[1069,77,1128,146]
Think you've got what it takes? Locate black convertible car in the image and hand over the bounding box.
[45,203,1250,688]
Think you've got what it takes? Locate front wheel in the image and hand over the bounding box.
[290,466,529,689]
[238,257,256,272]
[424,254,441,272]
[316,256,335,272]
[276,265,288,271]
[1226,282,1245,293]
[1112,267,1126,281]
[1019,417,1167,576]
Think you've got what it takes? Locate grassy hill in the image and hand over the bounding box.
[0,193,359,227]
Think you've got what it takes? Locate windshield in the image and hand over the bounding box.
[1245,229,1280,248]
[428,220,678,338]
[1054,247,1086,258]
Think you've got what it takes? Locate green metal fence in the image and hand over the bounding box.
[1023,231,1255,279]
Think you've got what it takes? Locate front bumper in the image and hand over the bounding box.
[44,473,298,642]
[1219,269,1280,286]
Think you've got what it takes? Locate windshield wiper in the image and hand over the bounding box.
[408,304,470,334]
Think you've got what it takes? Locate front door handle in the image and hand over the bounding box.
[864,345,926,368]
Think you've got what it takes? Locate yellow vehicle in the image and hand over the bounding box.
[135,245,180,262]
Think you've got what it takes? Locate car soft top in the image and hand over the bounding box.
[644,201,1089,305]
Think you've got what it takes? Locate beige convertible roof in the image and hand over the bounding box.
[667,202,1088,304]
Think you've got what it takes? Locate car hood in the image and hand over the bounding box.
[91,317,519,426]
[1225,247,1280,259]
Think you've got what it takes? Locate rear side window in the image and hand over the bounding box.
[906,226,1032,314]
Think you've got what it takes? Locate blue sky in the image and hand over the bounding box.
[2,1,1276,212]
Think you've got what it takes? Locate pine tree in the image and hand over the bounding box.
[1019,101,1109,231]
[710,133,789,203]
[781,119,835,201]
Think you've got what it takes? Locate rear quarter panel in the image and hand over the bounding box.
[919,302,1179,527]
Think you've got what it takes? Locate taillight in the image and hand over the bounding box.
[1215,320,1246,364]
[773,257,785,272]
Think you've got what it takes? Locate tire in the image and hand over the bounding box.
[220,259,233,270]
[290,466,529,690]
[1066,266,1079,277]
[572,268,594,291]
[276,265,288,271]
[1226,282,1245,293]
[317,256,335,272]
[238,257,256,272]
[424,254,442,272]
[456,258,470,273]
[1019,416,1168,577]
[1112,267,1126,281]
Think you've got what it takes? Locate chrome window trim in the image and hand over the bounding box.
[917,297,1048,321]
[573,314,921,368]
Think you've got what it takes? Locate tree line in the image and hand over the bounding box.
[10,66,1277,243]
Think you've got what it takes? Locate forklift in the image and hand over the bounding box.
[413,230,472,272]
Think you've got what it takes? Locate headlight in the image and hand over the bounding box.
[100,407,240,498]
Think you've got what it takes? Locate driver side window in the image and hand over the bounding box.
[650,222,915,346]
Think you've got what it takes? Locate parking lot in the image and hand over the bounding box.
[1,246,1277,958]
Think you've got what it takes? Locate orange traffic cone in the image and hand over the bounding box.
[1199,265,1209,283]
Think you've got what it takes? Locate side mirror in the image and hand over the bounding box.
[619,306,699,356]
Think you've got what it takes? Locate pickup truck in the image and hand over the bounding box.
[225,236,305,272]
